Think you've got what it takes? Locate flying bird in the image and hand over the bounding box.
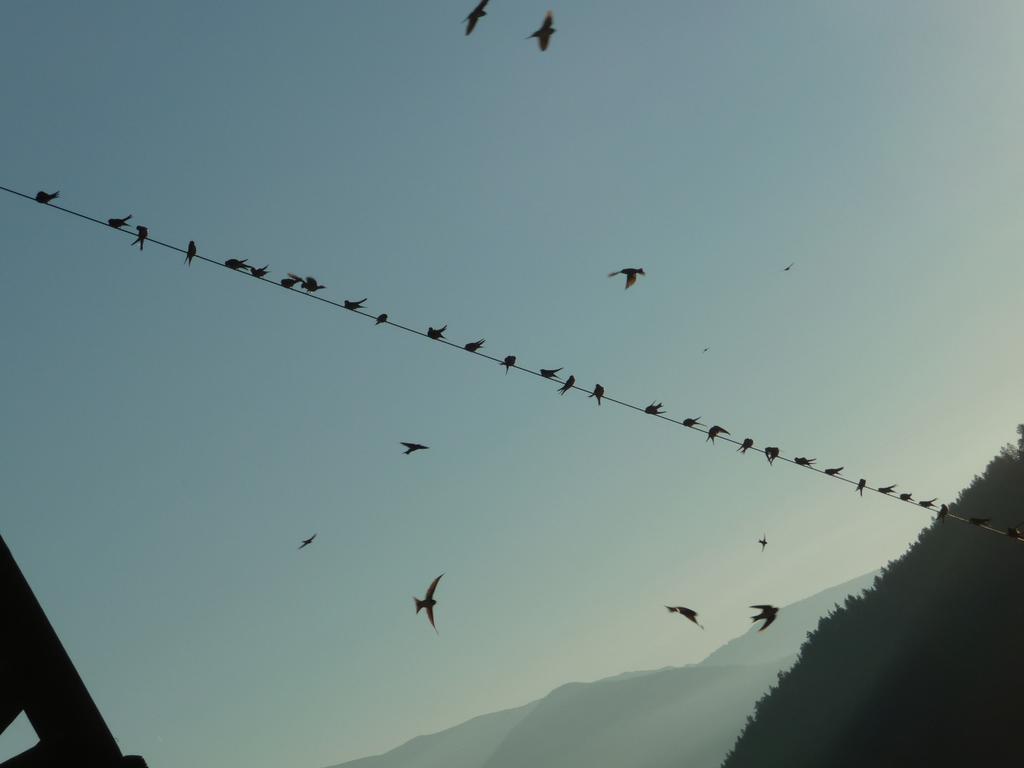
[375,313,388,325]
[501,355,517,373]
[107,215,132,229]
[703,346,711,353]
[682,417,704,428]
[344,298,367,311]
[764,446,780,465]
[898,493,914,502]
[463,0,489,35]
[558,374,576,394]
[427,325,447,340]
[540,367,562,379]
[225,258,248,270]
[464,339,485,352]
[414,573,444,633]
[645,402,665,416]
[185,240,197,267]
[783,262,795,272]
[856,478,866,496]
[35,190,59,204]
[750,605,779,632]
[738,438,754,453]
[281,276,301,289]
[758,534,767,552]
[794,457,816,467]
[706,425,730,443]
[249,264,270,278]
[529,11,556,51]
[665,605,703,629]
[401,442,429,455]
[824,467,843,476]
[590,384,604,404]
[878,485,897,495]
[300,276,326,293]
[608,267,645,290]
[131,225,149,250]
[918,498,937,509]
[298,534,317,550]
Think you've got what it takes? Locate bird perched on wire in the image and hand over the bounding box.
[590,384,604,405]
[427,325,447,340]
[937,504,949,522]
[344,298,366,311]
[501,355,517,373]
[824,467,843,476]
[682,417,704,428]
[558,374,576,394]
[185,240,198,267]
[898,493,914,502]
[645,402,665,416]
[131,225,149,250]
[540,367,562,379]
[764,447,780,465]
[299,275,326,294]
[878,485,897,495]
[401,442,429,455]
[794,457,816,467]
[750,605,779,632]
[608,267,645,290]
[856,479,866,496]
[298,533,317,550]
[415,573,444,633]
[968,517,991,527]
[666,605,704,629]
[249,264,270,278]
[225,258,248,270]
[281,275,301,289]
[758,534,767,552]
[375,313,388,325]
[738,438,754,453]
[463,0,489,35]
[529,11,556,51]
[464,339,485,353]
[35,190,59,204]
[1007,526,1023,540]
[706,425,730,443]
[918,498,937,509]
[107,214,132,229]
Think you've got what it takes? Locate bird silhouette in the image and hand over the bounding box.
[249,264,270,278]
[464,339,485,353]
[107,215,132,229]
[968,517,991,527]
[608,267,645,289]
[706,425,730,443]
[298,534,317,550]
[35,190,59,204]
[344,298,367,311]
[185,240,197,267]
[703,346,711,353]
[783,262,795,272]
[589,384,605,404]
[427,325,447,340]
[824,467,843,476]
[299,276,326,293]
[540,367,562,379]
[401,442,429,455]
[682,417,704,428]
[764,446,780,465]
[281,276,301,289]
[898,493,914,502]
[856,478,866,496]
[225,258,248,270]
[645,402,665,416]
[464,0,489,35]
[937,504,949,522]
[529,11,556,51]
[878,484,897,495]
[738,438,754,453]
[918,498,937,509]
[794,457,816,467]
[558,374,576,394]
[665,605,703,629]
[415,573,444,633]
[758,534,767,552]
[501,355,517,373]
[375,313,388,325]
[131,225,149,250]
[750,605,779,632]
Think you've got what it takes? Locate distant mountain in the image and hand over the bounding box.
[722,427,1024,768]
[327,572,876,768]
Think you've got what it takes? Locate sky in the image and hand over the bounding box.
[2,1,1024,766]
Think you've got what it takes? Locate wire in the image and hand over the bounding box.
[3,183,1020,545]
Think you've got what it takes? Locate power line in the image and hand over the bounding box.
[3,183,1020,545]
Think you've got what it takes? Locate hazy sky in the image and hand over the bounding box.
[3,2,1024,767]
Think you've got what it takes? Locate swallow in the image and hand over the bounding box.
[540,367,562,379]
[415,573,444,633]
[758,534,767,552]
[225,258,248,270]
[824,467,843,476]
[464,339,485,352]
[783,262,795,271]
[856,478,866,496]
[107,215,132,229]
[185,240,198,267]
[344,298,367,311]
[501,355,517,373]
[35,190,59,204]
[376,313,388,325]
[299,276,326,293]
[249,264,270,278]
[703,346,710,353]
[738,438,754,453]
[937,504,949,522]
[298,533,317,550]
[529,11,556,51]
[665,605,703,629]
[918,499,937,509]
[968,517,991,527]
[427,325,447,340]
[401,442,429,455]
[750,605,779,632]
[464,0,489,35]
[589,384,604,404]
[558,374,576,394]
[764,446,780,465]
[682,417,704,428]
[794,457,816,467]
[706,425,730,443]
[878,485,897,495]
[645,402,665,416]
[1007,526,1023,540]
[608,267,645,289]
[281,276,301,289]
[131,225,149,250]
[898,493,914,502]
